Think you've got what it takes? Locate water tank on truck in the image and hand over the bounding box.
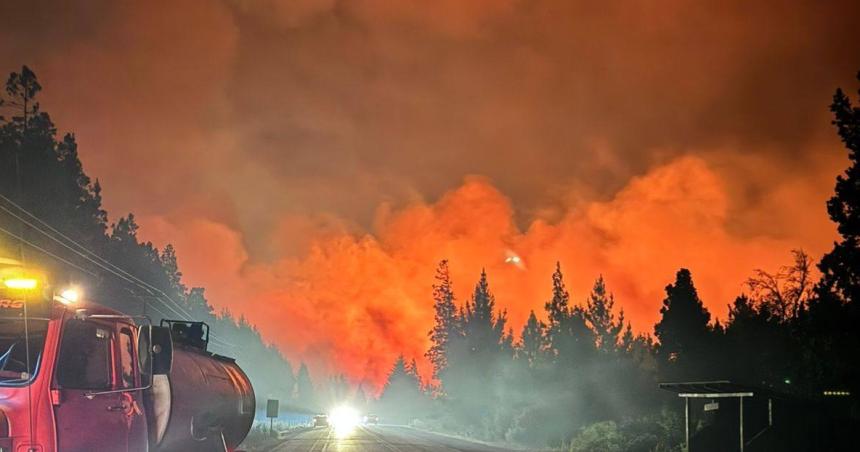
[147,320,255,452]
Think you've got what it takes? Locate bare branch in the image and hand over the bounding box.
[745,249,813,321]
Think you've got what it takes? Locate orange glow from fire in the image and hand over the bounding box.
[140,155,836,391]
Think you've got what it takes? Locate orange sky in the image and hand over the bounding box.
[1,0,857,389]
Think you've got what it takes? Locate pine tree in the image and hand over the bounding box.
[379,355,425,422]
[295,362,317,411]
[544,261,571,358]
[353,384,369,411]
[722,295,794,385]
[520,310,547,365]
[110,214,140,246]
[440,269,513,426]
[541,262,596,374]
[545,262,571,326]
[160,244,187,297]
[407,358,421,387]
[186,287,215,320]
[462,269,507,355]
[427,260,458,378]
[1,66,106,258]
[4,66,40,131]
[322,375,351,407]
[54,132,107,244]
[467,269,495,325]
[654,269,712,377]
[619,322,635,354]
[804,73,860,395]
[817,73,860,306]
[584,275,624,353]
[501,324,515,356]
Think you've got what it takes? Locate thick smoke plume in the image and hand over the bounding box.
[2,0,856,388]
[141,156,835,389]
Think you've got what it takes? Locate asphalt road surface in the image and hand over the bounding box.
[270,425,517,452]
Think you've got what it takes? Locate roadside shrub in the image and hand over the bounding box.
[567,421,624,452]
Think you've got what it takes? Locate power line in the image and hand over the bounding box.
[119,289,173,322]
[0,226,194,375]
[0,224,100,279]
[0,236,174,325]
[0,202,195,320]
[0,194,236,348]
[0,197,200,321]
[0,223,180,321]
[0,205,236,349]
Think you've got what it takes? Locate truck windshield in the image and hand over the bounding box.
[0,319,48,386]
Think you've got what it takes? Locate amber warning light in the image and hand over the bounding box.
[2,278,38,290]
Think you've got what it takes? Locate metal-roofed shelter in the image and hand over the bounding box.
[660,381,774,452]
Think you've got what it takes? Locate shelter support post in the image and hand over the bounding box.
[685,396,690,452]
[739,396,744,452]
[768,398,772,427]
[660,381,772,452]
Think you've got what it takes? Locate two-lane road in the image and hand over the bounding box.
[270,425,517,452]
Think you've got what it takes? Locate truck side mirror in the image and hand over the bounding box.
[138,325,153,385]
[148,325,173,375]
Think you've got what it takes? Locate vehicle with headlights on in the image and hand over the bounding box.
[0,264,255,452]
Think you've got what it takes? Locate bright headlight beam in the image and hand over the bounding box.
[329,405,360,437]
[55,287,81,305]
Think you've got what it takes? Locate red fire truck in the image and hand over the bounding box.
[0,265,255,452]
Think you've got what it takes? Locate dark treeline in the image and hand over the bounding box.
[0,66,305,410]
[375,73,860,450]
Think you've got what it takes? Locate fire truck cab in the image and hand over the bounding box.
[0,268,172,452]
[0,262,254,452]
